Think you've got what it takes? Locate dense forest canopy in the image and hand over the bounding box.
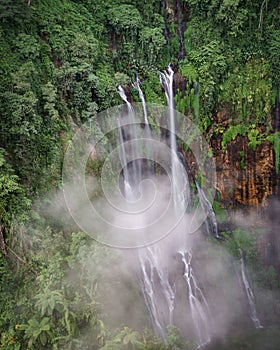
[0,0,280,349]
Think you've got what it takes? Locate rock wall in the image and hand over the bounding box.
[211,133,275,206]
[173,65,280,209]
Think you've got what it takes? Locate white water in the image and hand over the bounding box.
[117,68,214,348]
[132,76,152,169]
[118,85,141,196]
[239,249,263,329]
[117,69,263,348]
[118,84,176,344]
[160,66,190,212]
[196,181,220,239]
[117,120,134,200]
[139,245,175,342]
[160,67,211,347]
[179,251,211,347]
[132,75,149,126]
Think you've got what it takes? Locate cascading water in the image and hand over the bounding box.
[160,66,211,347]
[132,75,149,127]
[179,251,211,347]
[239,249,263,329]
[196,181,220,239]
[160,66,190,212]
[117,120,134,200]
[118,83,176,344]
[139,245,175,342]
[118,85,141,196]
[117,67,214,348]
[63,63,269,348]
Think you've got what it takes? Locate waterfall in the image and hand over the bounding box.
[117,86,175,343]
[117,120,134,200]
[239,249,263,329]
[132,75,152,141]
[117,68,214,348]
[159,66,211,348]
[118,85,141,196]
[179,251,211,347]
[132,75,149,126]
[196,181,220,239]
[160,65,190,212]
[139,245,175,342]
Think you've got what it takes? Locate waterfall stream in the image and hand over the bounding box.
[239,249,263,329]
[132,75,149,126]
[119,81,176,344]
[160,66,211,347]
[118,68,212,348]
[179,251,211,347]
[160,66,190,212]
[118,85,141,196]
[116,67,262,348]
[196,181,220,239]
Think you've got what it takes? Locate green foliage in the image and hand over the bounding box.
[180,0,278,138]
[176,61,200,118]
[222,227,260,266]
[15,33,40,60]
[90,68,120,109]
[262,265,279,290]
[0,253,17,330]
[179,39,227,128]
[107,5,142,36]
[189,40,227,80]
[142,72,165,104]
[22,317,53,348]
[99,327,144,350]
[220,59,272,123]
[0,1,279,349]
[267,132,280,173]
[212,200,229,224]
[99,325,195,350]
[0,327,21,350]
[221,124,262,153]
[166,325,196,349]
[0,149,31,226]
[221,125,247,150]
[0,229,105,349]
[267,29,280,86]
[139,27,166,64]
[0,0,30,28]
[248,128,262,150]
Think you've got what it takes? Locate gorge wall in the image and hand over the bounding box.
[211,131,275,207]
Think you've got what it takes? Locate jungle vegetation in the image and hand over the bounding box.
[0,0,280,349]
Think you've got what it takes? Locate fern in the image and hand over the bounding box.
[248,128,262,150]
[221,124,247,150]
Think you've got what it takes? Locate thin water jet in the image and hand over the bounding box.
[239,249,263,329]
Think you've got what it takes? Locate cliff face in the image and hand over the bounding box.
[174,73,278,208]
[210,103,280,207]
[211,134,275,207]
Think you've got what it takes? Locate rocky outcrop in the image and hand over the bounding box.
[211,133,275,206]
